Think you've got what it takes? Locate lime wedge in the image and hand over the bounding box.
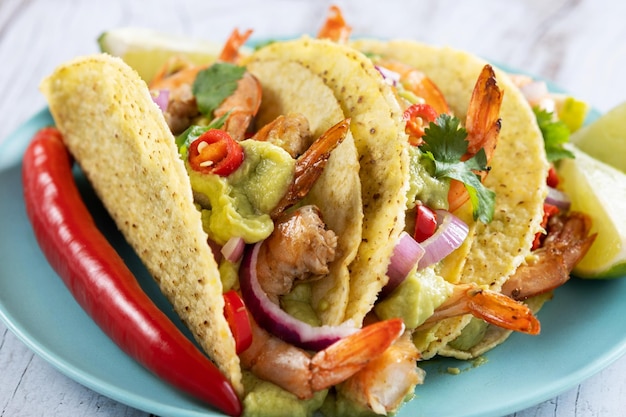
[557,144,626,278]
[570,101,626,173]
[98,28,222,82]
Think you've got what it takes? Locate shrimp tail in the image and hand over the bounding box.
[465,288,541,335]
[271,118,351,218]
[421,284,540,335]
[465,64,503,159]
[219,28,253,63]
[317,5,352,43]
[310,318,405,392]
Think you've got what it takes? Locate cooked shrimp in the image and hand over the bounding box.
[377,59,451,117]
[447,64,503,212]
[420,283,540,335]
[501,211,596,301]
[251,113,314,158]
[148,28,261,137]
[317,5,352,44]
[239,316,405,400]
[338,332,424,415]
[256,205,338,304]
[213,71,262,141]
[218,28,253,64]
[271,118,351,219]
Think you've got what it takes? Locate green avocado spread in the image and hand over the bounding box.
[406,145,449,210]
[186,139,295,245]
[242,371,327,417]
[375,266,453,329]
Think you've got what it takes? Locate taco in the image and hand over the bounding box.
[38,19,595,417]
[40,35,428,415]
[248,34,545,346]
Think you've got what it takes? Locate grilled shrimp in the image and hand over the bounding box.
[446,64,503,212]
[317,5,352,44]
[501,211,597,301]
[256,205,338,304]
[149,28,261,138]
[337,332,424,415]
[251,113,314,158]
[239,316,405,400]
[421,283,540,334]
[270,118,351,219]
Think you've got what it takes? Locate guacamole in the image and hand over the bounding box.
[242,371,327,417]
[406,145,449,211]
[188,139,295,245]
[375,266,453,329]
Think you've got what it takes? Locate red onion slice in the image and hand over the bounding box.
[417,210,469,269]
[151,89,170,112]
[381,231,425,299]
[221,236,245,263]
[239,242,358,351]
[545,186,571,211]
[375,65,400,87]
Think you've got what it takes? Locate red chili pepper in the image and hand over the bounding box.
[188,129,244,176]
[414,204,438,243]
[223,290,252,354]
[403,103,439,146]
[532,203,561,250]
[22,127,242,417]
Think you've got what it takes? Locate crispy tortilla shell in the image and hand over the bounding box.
[40,54,243,394]
[351,39,549,359]
[249,37,410,326]
[247,59,363,326]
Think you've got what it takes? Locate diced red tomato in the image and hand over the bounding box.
[532,203,560,250]
[414,205,438,243]
[188,129,244,176]
[547,165,560,188]
[223,290,252,354]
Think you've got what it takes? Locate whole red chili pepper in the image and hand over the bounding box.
[22,127,242,417]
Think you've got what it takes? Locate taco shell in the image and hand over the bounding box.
[350,39,550,359]
[249,37,410,326]
[40,54,243,394]
[246,59,363,326]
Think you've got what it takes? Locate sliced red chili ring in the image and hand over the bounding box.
[188,129,244,176]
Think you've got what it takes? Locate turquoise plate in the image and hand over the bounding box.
[1,99,625,417]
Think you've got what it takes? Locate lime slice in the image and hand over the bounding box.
[570,101,626,173]
[98,28,222,82]
[557,144,626,278]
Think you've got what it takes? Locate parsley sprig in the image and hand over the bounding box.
[420,114,496,223]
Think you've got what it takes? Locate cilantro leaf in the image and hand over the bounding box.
[420,114,496,223]
[533,107,574,162]
[192,62,246,117]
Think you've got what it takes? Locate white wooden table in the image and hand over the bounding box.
[1,0,625,416]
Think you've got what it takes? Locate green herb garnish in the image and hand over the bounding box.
[533,107,574,162]
[420,114,496,223]
[192,62,246,117]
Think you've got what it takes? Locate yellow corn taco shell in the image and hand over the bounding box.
[249,37,410,327]
[351,39,549,359]
[40,54,243,393]
[246,59,363,326]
